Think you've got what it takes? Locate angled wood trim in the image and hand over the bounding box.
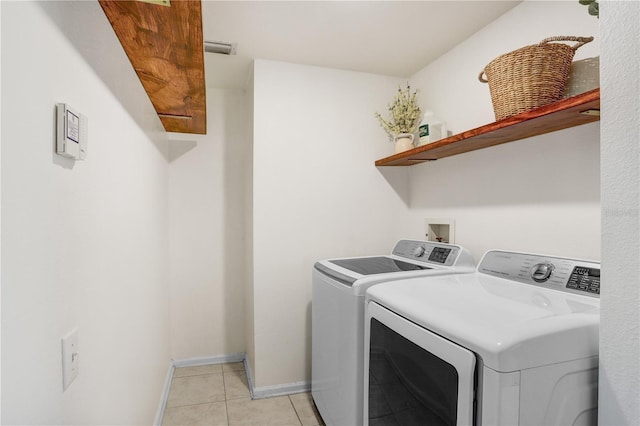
[99,0,206,134]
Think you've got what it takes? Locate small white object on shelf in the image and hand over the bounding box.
[418,110,446,146]
[564,57,600,98]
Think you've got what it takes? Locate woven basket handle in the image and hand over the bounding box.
[538,36,594,51]
[478,71,489,83]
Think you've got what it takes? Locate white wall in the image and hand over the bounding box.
[246,0,604,392]
[251,60,413,387]
[167,88,249,360]
[599,1,640,424]
[407,0,601,261]
[244,69,256,379]
[1,2,170,424]
[0,1,3,419]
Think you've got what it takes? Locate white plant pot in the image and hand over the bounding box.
[394,133,415,154]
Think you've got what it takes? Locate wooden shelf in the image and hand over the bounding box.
[100,0,207,134]
[375,89,600,166]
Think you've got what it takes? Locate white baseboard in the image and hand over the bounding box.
[172,352,245,368]
[243,356,310,399]
[153,361,175,426]
[155,351,309,423]
[244,357,256,398]
[154,353,244,425]
[250,380,311,399]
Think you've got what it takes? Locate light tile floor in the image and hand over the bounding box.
[162,362,325,426]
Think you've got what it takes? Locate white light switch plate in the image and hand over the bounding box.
[61,328,79,390]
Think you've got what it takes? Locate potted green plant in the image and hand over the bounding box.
[579,0,599,18]
[375,84,421,153]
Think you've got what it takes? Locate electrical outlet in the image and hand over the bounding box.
[61,328,79,390]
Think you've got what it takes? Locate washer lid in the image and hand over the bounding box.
[314,257,442,292]
[329,257,430,275]
[313,241,476,294]
[366,273,600,372]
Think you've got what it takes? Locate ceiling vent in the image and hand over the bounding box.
[204,41,237,55]
[134,0,171,6]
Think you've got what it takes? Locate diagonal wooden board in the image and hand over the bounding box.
[100,0,206,134]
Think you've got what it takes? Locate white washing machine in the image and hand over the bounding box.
[312,240,475,426]
[364,250,601,425]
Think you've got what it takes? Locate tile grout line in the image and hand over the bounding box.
[222,368,230,426]
[166,400,221,409]
[288,395,304,426]
[168,370,226,409]
[166,364,319,426]
[164,367,231,425]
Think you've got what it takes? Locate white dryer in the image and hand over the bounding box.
[364,250,601,426]
[312,240,475,426]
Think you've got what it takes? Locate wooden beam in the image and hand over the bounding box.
[100,0,206,134]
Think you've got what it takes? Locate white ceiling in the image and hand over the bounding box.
[201,1,522,89]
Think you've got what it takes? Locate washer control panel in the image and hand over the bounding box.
[479,251,600,297]
[392,240,460,267]
[567,266,600,294]
[530,262,555,282]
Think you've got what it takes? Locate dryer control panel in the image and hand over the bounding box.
[479,251,600,298]
[392,240,461,267]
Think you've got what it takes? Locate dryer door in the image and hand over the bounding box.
[365,301,476,426]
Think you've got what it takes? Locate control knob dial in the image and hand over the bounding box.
[530,262,555,283]
[412,246,426,257]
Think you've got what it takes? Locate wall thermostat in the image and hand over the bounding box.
[56,103,87,160]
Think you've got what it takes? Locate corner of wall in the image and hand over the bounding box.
[598,1,640,424]
[244,62,256,380]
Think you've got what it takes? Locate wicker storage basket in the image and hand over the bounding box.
[479,36,593,121]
